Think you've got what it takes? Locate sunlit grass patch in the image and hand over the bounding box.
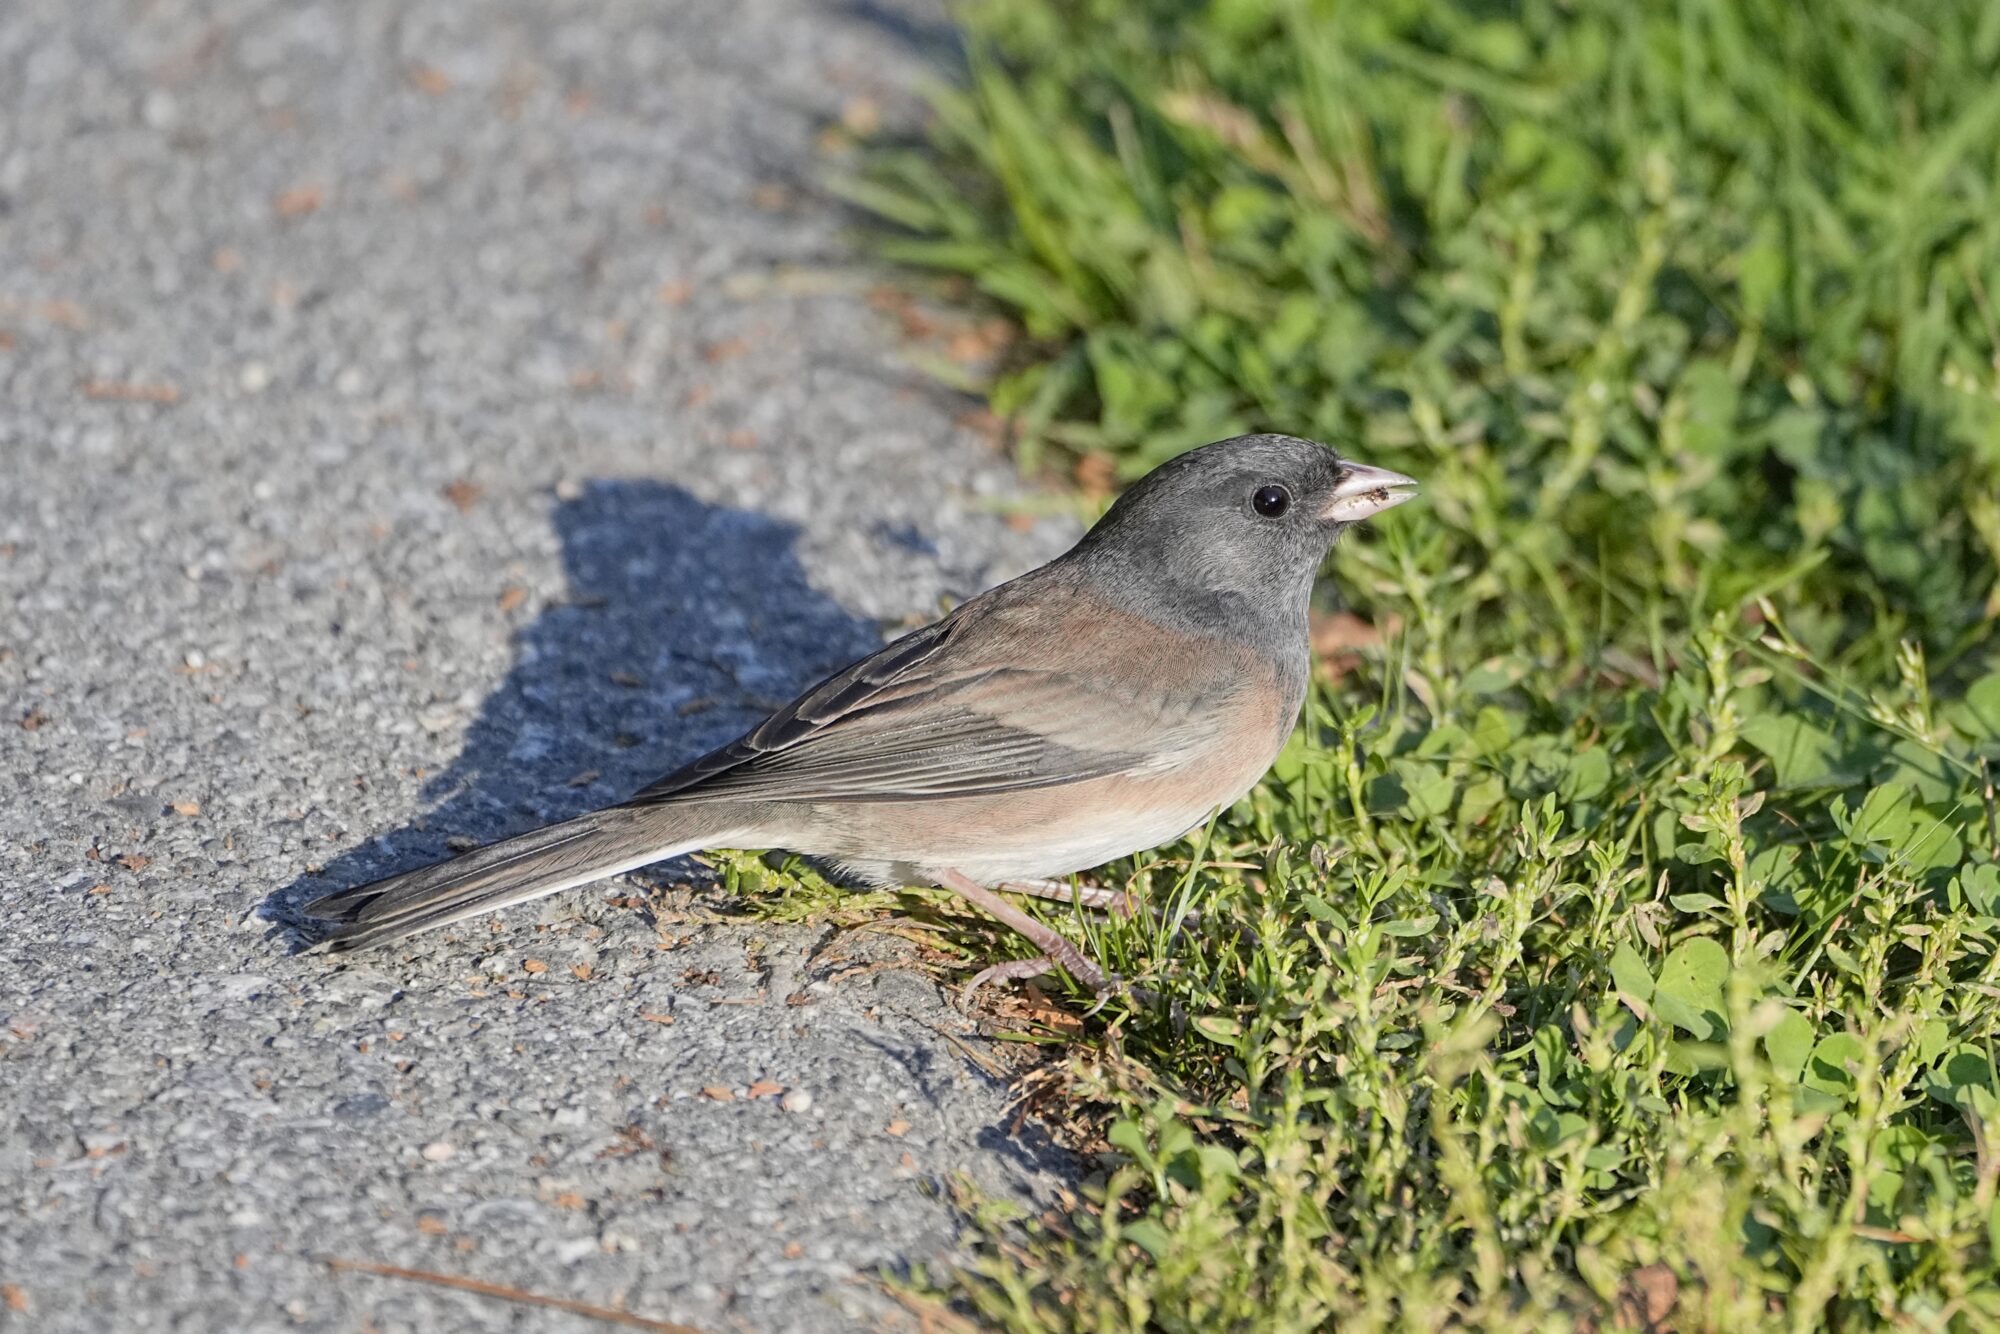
[826,0,2000,1324]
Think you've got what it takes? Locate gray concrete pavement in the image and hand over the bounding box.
[0,3,1081,1329]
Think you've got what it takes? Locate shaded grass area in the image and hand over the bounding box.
[825,0,2000,1327]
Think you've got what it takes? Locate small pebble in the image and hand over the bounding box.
[780,1090,813,1113]
[420,1140,456,1163]
[141,89,179,130]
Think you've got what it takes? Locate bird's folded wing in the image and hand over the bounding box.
[623,611,1210,806]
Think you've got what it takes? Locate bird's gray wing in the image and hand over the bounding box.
[623,598,1201,806]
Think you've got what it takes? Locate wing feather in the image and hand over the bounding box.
[623,607,1166,806]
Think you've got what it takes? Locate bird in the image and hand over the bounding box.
[301,433,1417,995]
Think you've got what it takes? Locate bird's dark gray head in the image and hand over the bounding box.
[1066,433,1417,629]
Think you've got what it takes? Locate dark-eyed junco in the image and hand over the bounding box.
[304,434,1417,993]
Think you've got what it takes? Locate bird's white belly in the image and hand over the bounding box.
[923,799,1213,886]
[797,766,1263,890]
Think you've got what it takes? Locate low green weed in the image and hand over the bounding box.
[829,0,2000,1324]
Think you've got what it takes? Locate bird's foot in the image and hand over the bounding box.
[963,955,1052,995]
[962,955,1147,1018]
[937,868,1112,996]
[937,869,1164,1014]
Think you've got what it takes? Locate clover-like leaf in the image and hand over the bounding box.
[1763,1009,1815,1081]
[1609,941,1653,1003]
[1742,713,1841,788]
[1652,938,1729,1040]
[1956,673,2000,741]
[1898,813,1963,873]
[1803,1032,1865,1101]
[1560,747,1612,802]
[1846,783,1915,847]
[1927,1046,1998,1115]
[1957,864,2000,916]
[1391,760,1455,820]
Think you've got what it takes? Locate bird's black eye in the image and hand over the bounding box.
[1251,484,1291,518]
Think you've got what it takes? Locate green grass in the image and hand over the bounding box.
[826,0,2000,1327]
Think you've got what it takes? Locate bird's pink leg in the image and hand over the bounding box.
[1000,877,1205,937]
[936,868,1111,996]
[997,877,1137,917]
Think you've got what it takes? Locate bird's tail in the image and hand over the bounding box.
[300,805,733,952]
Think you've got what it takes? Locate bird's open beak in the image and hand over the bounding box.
[1321,461,1419,523]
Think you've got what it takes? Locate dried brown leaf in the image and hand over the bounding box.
[441,479,483,512]
[273,184,325,218]
[80,379,180,404]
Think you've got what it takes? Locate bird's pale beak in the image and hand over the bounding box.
[1321,461,1419,523]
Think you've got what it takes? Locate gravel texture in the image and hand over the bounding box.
[0,3,1082,1330]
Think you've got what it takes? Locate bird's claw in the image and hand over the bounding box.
[961,958,1152,1018]
[963,955,1053,996]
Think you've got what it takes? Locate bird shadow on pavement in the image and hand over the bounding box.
[260,478,883,944]
[261,476,1079,1188]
